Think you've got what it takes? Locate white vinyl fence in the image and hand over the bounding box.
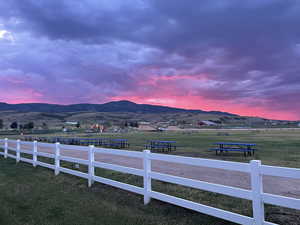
[0,138,299,225]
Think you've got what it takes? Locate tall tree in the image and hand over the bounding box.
[24,122,34,130]
[10,121,18,129]
[0,119,3,129]
[42,122,48,129]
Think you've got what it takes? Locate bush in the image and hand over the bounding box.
[10,121,18,129]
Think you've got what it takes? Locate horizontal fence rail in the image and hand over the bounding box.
[149,152,251,172]
[0,138,299,225]
[149,171,253,200]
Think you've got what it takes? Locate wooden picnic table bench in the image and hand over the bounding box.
[80,138,106,146]
[23,136,35,141]
[22,136,130,149]
[103,139,129,149]
[77,138,99,146]
[145,140,176,152]
[210,142,257,157]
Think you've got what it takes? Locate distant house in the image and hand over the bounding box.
[139,121,151,125]
[65,121,79,125]
[157,127,167,132]
[91,124,105,133]
[113,126,120,133]
[298,123,300,127]
[199,120,218,126]
[166,126,181,131]
[157,122,170,126]
[138,124,157,131]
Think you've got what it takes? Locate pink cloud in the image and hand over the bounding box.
[110,74,299,120]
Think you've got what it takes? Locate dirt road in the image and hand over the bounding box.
[18,143,300,199]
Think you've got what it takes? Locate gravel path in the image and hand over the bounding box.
[18,143,300,199]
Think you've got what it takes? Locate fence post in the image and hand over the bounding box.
[250,160,265,225]
[143,150,151,205]
[4,138,8,158]
[88,145,95,187]
[16,139,21,163]
[55,142,60,175]
[33,141,37,167]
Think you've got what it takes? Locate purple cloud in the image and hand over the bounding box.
[0,0,299,119]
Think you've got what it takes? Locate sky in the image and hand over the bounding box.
[0,0,300,120]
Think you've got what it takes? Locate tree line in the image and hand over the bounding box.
[0,119,35,130]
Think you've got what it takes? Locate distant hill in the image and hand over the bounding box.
[0,100,235,116]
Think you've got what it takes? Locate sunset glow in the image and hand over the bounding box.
[0,1,299,120]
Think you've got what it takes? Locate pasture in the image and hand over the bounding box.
[0,128,299,225]
[8,128,299,168]
[95,129,300,168]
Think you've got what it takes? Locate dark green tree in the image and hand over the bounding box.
[10,121,18,129]
[0,119,3,129]
[42,122,48,129]
[129,121,138,127]
[24,122,34,130]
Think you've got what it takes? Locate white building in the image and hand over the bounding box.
[65,121,79,125]
[202,120,218,126]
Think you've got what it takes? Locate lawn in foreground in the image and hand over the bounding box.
[1,157,299,225]
[0,157,235,225]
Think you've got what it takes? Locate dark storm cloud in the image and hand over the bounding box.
[0,0,154,43]
[0,0,300,119]
[7,1,299,51]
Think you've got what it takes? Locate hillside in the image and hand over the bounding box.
[0,101,298,130]
[0,100,235,115]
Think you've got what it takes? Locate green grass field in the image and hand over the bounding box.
[6,128,300,167]
[1,157,299,225]
[0,157,237,225]
[88,129,300,168]
[0,129,299,225]
[17,128,299,168]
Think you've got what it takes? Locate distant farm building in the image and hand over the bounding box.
[138,122,157,131]
[198,120,218,126]
[166,125,181,131]
[139,121,151,125]
[91,124,105,133]
[65,121,79,126]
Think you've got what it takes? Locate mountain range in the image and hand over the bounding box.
[0,100,235,116]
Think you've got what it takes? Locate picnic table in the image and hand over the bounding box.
[78,138,105,146]
[210,142,257,157]
[145,140,176,152]
[105,139,129,149]
[22,136,130,149]
[23,136,35,142]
